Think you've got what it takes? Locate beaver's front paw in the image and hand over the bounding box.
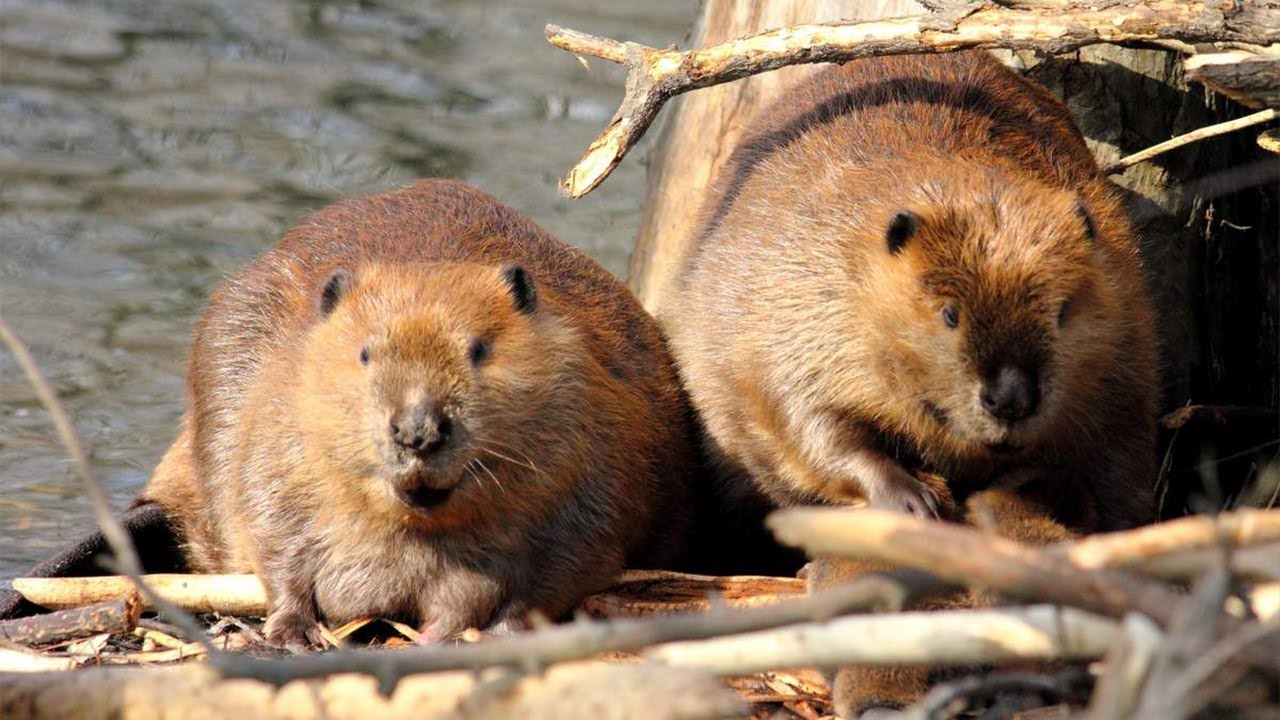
[263,608,323,651]
[865,472,940,519]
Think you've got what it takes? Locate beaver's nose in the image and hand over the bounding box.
[980,365,1039,423]
[390,402,452,456]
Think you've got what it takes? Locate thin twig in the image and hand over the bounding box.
[0,315,212,651]
[546,1,1280,197]
[1103,109,1280,174]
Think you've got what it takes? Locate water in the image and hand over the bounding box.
[0,0,697,580]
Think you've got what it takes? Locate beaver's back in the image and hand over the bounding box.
[696,52,1101,253]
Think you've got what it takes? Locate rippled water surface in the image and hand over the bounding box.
[0,0,696,579]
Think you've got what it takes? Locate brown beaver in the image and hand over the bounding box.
[141,179,695,647]
[662,52,1158,714]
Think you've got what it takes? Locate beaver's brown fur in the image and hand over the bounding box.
[142,179,695,647]
[663,52,1158,715]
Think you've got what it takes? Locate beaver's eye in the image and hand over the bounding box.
[941,303,959,329]
[468,338,490,367]
[1057,299,1071,328]
[359,345,370,366]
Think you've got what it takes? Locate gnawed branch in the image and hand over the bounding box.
[767,507,1188,626]
[1052,508,1280,578]
[547,1,1280,197]
[647,604,1118,675]
[11,574,268,616]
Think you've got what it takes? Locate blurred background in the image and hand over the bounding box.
[0,0,697,578]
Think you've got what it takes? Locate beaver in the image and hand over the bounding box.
[141,179,695,647]
[662,52,1158,714]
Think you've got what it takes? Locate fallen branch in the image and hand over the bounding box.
[547,1,1280,197]
[0,597,140,646]
[646,604,1117,675]
[1052,509,1280,579]
[1103,108,1279,174]
[767,507,1187,626]
[11,574,268,616]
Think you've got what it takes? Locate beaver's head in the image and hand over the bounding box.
[298,261,582,524]
[860,172,1132,460]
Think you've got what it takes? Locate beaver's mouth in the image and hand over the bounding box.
[395,484,456,513]
[984,440,1023,455]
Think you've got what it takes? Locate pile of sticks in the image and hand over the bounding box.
[2,508,1277,719]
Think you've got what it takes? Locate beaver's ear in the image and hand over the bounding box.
[886,211,918,255]
[500,264,538,315]
[319,269,353,317]
[1075,200,1097,243]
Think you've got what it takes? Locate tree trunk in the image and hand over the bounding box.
[629,0,1279,516]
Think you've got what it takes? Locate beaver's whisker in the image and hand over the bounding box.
[474,440,540,475]
[473,458,504,494]
[464,461,486,490]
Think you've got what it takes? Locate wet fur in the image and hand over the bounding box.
[142,179,694,645]
[664,53,1158,715]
